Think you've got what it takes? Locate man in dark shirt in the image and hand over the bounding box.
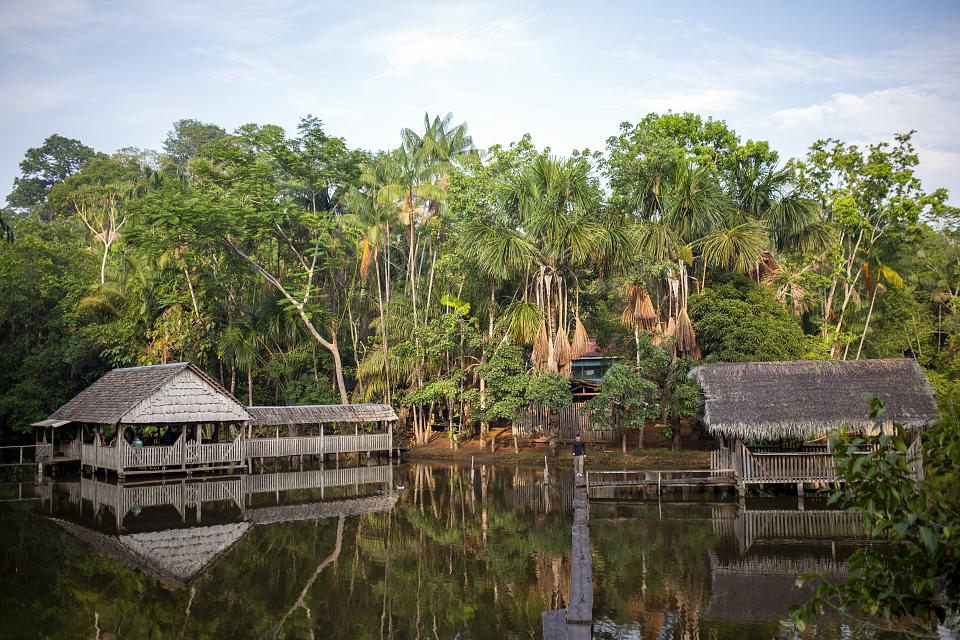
[572,434,586,478]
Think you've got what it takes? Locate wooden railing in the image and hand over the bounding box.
[740,440,925,485]
[245,465,392,494]
[122,441,184,469]
[710,449,735,476]
[75,465,393,518]
[516,402,619,443]
[244,433,391,459]
[586,468,735,495]
[185,437,242,465]
[81,442,121,471]
[60,438,80,460]
[0,443,53,466]
[742,450,838,483]
[907,437,924,481]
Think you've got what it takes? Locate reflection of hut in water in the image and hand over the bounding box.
[53,519,251,588]
[48,464,396,588]
[705,504,869,622]
[692,359,936,490]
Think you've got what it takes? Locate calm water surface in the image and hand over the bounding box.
[0,462,898,639]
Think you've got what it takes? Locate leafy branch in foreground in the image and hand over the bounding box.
[786,397,960,638]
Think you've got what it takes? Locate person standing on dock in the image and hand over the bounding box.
[572,434,586,478]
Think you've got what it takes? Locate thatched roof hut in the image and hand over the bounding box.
[246,403,397,426]
[37,362,250,426]
[690,358,937,441]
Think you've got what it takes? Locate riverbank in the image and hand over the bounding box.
[401,433,711,470]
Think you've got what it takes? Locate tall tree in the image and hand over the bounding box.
[7,134,97,217]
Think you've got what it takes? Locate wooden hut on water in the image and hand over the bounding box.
[33,363,398,479]
[690,358,937,491]
[33,362,251,477]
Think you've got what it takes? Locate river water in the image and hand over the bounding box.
[0,462,898,639]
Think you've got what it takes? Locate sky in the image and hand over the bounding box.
[1,0,959,203]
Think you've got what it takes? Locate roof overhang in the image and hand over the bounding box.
[31,418,71,428]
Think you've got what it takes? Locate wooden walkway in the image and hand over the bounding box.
[74,431,393,477]
[542,484,592,639]
[586,468,736,495]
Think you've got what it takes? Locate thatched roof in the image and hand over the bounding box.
[246,403,397,425]
[44,362,250,425]
[53,519,251,588]
[690,358,937,441]
[246,494,398,524]
[704,552,848,622]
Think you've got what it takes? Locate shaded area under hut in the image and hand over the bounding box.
[690,358,937,489]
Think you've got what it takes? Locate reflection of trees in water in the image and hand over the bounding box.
[591,503,715,639]
[0,470,878,639]
[589,502,878,640]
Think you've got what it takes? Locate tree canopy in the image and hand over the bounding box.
[1,111,956,439]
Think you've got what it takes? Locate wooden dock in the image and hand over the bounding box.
[585,468,736,495]
[72,431,393,478]
[542,484,592,639]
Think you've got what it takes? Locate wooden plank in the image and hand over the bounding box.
[541,610,568,640]
[567,486,593,625]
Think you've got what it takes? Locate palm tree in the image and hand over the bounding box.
[343,187,401,403]
[698,220,769,275]
[851,258,904,360]
[727,157,828,253]
[219,322,260,406]
[469,153,605,374]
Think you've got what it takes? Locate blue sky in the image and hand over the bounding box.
[2,0,959,202]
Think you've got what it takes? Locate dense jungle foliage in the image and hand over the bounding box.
[2,112,957,440]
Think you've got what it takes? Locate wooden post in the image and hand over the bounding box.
[388,421,393,459]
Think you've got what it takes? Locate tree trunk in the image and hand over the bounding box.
[854,285,880,360]
[374,258,391,404]
[622,430,627,454]
[247,363,253,407]
[547,410,559,456]
[329,331,349,404]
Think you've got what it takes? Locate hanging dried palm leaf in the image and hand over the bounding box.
[571,316,588,360]
[664,316,678,350]
[532,322,549,370]
[554,327,572,373]
[675,308,700,358]
[637,290,657,331]
[652,321,668,348]
[359,237,372,278]
[622,282,658,331]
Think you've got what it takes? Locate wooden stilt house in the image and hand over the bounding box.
[691,358,938,489]
[33,362,251,478]
[34,362,399,478]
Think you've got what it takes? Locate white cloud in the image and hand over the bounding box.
[771,87,960,141]
[365,18,536,75]
[769,86,960,195]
